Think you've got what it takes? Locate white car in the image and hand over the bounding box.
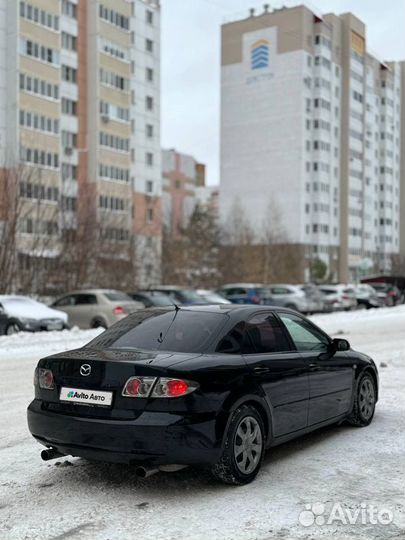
[318,285,357,311]
[0,295,68,335]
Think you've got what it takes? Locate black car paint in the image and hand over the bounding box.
[27,306,379,466]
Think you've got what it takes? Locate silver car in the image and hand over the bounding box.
[267,284,311,313]
[51,289,143,329]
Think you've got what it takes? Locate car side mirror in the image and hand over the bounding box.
[332,338,350,352]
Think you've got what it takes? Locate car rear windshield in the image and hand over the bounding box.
[177,289,202,302]
[88,309,228,353]
[104,292,133,302]
[145,294,174,306]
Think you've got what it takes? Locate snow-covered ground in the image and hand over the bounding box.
[0,307,404,540]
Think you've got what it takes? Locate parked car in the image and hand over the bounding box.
[28,305,378,485]
[217,283,273,305]
[318,285,357,311]
[298,284,326,313]
[51,290,143,329]
[195,289,231,304]
[0,295,68,335]
[267,285,311,313]
[128,291,175,308]
[148,286,208,305]
[353,284,381,310]
[368,283,403,307]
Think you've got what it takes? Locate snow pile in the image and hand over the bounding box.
[0,327,102,360]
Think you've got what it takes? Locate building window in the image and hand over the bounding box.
[146,208,154,223]
[146,96,154,110]
[146,152,153,166]
[20,73,58,100]
[19,38,60,66]
[146,67,154,82]
[146,10,153,24]
[100,68,129,92]
[62,0,77,18]
[99,4,129,30]
[146,124,154,138]
[62,65,77,83]
[20,1,59,31]
[146,38,153,53]
[146,180,153,193]
[61,32,77,52]
[20,110,59,135]
[62,98,78,116]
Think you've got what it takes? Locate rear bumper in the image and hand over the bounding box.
[27,399,222,466]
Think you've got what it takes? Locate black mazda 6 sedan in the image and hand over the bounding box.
[27,305,378,485]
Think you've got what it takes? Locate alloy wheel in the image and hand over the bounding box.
[233,416,263,474]
[359,378,375,420]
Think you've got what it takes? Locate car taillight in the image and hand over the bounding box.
[122,376,156,397]
[388,291,396,296]
[113,306,124,315]
[38,368,55,390]
[342,294,350,300]
[151,378,198,398]
[251,295,261,305]
[122,376,198,398]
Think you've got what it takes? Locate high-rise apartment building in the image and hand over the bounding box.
[220,5,404,281]
[0,0,161,288]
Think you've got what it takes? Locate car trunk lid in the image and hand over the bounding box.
[37,348,201,419]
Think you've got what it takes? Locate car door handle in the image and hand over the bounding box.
[253,366,270,374]
[309,363,321,370]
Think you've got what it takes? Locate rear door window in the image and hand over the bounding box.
[215,313,291,354]
[244,313,291,354]
[75,294,97,305]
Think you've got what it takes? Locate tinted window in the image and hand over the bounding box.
[216,321,246,354]
[244,313,290,354]
[75,294,97,305]
[215,313,290,354]
[222,288,246,296]
[280,313,329,351]
[88,309,227,353]
[104,292,132,302]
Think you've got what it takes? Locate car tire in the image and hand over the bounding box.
[211,404,265,486]
[347,373,376,427]
[285,304,298,311]
[5,322,20,335]
[90,318,107,329]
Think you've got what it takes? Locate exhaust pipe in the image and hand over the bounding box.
[41,448,65,461]
[135,465,160,478]
[135,464,188,478]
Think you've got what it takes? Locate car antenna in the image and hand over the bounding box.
[174,303,181,311]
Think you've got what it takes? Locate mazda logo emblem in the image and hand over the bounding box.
[80,364,91,377]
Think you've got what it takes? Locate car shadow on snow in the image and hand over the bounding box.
[37,422,364,496]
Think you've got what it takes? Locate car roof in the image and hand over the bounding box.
[149,285,190,291]
[219,283,264,289]
[148,304,300,317]
[58,289,125,296]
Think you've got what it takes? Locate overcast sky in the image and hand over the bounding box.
[161,0,405,185]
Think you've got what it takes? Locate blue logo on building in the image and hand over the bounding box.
[251,39,270,70]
